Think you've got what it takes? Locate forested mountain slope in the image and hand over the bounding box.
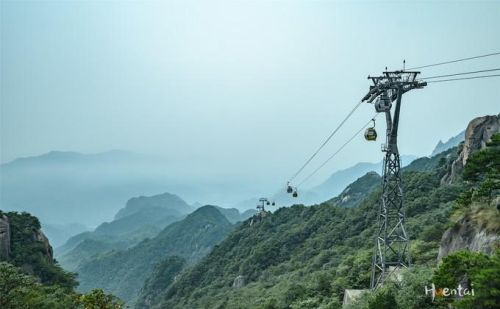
[141,116,499,309]
[141,149,461,308]
[75,205,234,305]
[0,211,123,308]
[57,192,191,271]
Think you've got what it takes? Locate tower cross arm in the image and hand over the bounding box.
[362,72,427,103]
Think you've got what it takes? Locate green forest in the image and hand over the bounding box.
[139,135,499,309]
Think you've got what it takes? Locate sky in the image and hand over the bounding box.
[1,0,500,191]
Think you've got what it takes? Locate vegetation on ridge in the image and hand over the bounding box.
[134,135,498,309]
[136,147,462,308]
[0,211,123,308]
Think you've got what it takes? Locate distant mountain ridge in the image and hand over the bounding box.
[311,154,416,202]
[0,150,264,228]
[114,192,193,220]
[431,130,465,156]
[57,192,191,270]
[57,191,251,282]
[75,205,234,305]
[2,150,146,166]
[41,222,88,248]
[214,206,257,223]
[233,155,416,212]
[265,155,416,207]
[326,171,381,208]
[0,150,178,226]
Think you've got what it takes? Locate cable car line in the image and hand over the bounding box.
[296,114,379,188]
[286,56,498,189]
[406,51,500,70]
[281,56,498,198]
[419,68,500,80]
[424,74,500,83]
[287,100,363,184]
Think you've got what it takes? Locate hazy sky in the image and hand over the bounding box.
[1,0,499,190]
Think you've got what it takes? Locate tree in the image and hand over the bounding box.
[433,251,500,309]
[79,289,123,309]
[0,262,78,309]
[463,133,500,202]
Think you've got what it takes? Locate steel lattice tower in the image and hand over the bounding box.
[362,70,426,289]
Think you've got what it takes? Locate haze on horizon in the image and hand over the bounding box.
[1,0,500,192]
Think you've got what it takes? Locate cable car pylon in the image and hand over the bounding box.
[362,69,427,290]
[257,198,275,217]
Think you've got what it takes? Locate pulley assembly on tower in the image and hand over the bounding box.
[250,198,277,226]
[256,198,275,213]
[374,92,392,112]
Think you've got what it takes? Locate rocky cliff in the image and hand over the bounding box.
[0,212,54,265]
[438,207,499,261]
[35,229,54,263]
[441,114,500,184]
[438,114,500,261]
[0,214,11,259]
[0,211,78,294]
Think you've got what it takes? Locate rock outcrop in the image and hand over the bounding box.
[441,114,500,184]
[438,208,500,261]
[431,130,465,157]
[232,275,245,289]
[438,114,500,261]
[0,215,11,260]
[0,213,53,264]
[35,229,54,262]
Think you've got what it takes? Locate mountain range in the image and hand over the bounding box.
[0,127,467,254]
[431,130,465,156]
[75,205,234,305]
[1,115,498,309]
[0,150,178,226]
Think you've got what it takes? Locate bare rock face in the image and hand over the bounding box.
[35,230,54,262]
[441,114,500,184]
[232,275,245,289]
[438,209,500,261]
[0,215,11,260]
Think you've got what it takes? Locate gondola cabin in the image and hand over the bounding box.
[364,127,377,141]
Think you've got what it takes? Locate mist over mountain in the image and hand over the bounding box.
[57,192,253,273]
[41,222,89,248]
[307,154,417,204]
[56,192,192,269]
[0,147,415,230]
[0,150,256,227]
[234,155,417,210]
[0,131,464,240]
